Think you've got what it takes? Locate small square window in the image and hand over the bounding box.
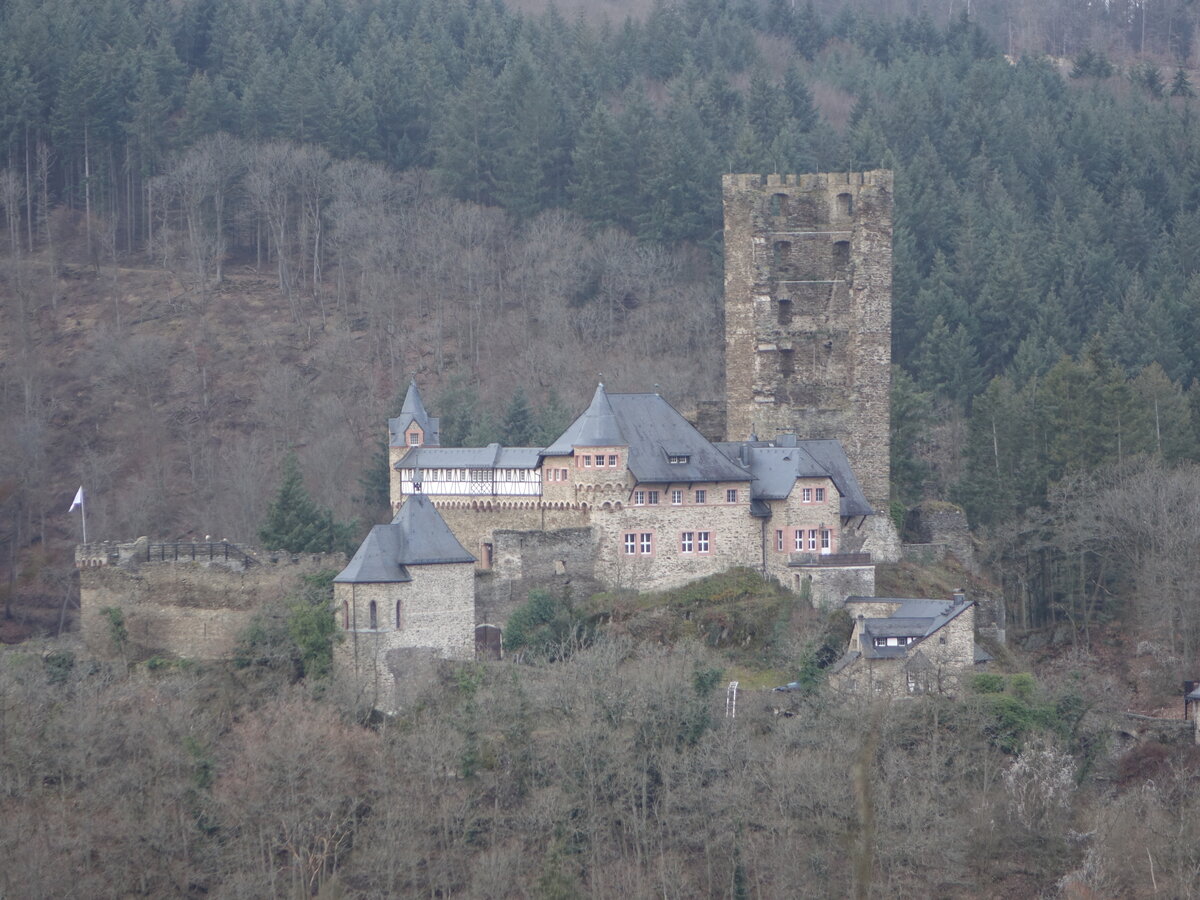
[680,532,694,553]
[671,490,683,505]
[726,489,738,503]
[640,533,653,554]
[408,432,420,446]
[608,455,618,467]
[815,487,825,502]
[695,489,706,504]
[624,534,637,555]
[697,531,710,553]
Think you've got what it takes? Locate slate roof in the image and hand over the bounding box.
[335,494,473,583]
[396,443,542,470]
[543,385,750,484]
[388,380,441,447]
[715,437,872,517]
[844,596,974,659]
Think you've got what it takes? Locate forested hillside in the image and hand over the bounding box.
[2,0,1200,647]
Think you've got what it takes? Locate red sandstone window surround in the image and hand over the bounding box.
[815,487,826,501]
[672,490,683,505]
[726,489,738,503]
[776,530,784,551]
[694,489,706,504]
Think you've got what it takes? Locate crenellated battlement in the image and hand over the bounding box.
[723,170,893,191]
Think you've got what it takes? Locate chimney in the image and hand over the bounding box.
[952,589,966,606]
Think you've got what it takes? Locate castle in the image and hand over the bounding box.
[330,172,902,710]
[78,172,938,712]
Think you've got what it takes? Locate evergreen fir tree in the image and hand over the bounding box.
[260,453,354,553]
[1170,67,1194,97]
[501,388,534,446]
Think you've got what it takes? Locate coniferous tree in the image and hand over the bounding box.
[501,388,534,446]
[259,453,354,554]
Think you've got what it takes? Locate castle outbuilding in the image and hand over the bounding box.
[333,493,475,714]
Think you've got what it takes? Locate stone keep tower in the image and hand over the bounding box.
[723,171,893,510]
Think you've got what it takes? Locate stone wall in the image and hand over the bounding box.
[334,562,475,714]
[786,566,877,609]
[905,501,975,572]
[722,172,893,509]
[78,543,343,660]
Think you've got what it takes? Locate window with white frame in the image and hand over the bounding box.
[634,490,645,505]
[821,529,831,551]
[624,533,637,554]
[647,490,659,505]
[815,487,825,501]
[776,530,784,551]
[668,454,690,464]
[794,530,805,551]
[695,489,706,504]
[726,489,738,503]
[808,529,818,550]
[639,533,653,554]
[608,455,618,467]
[584,455,592,467]
[672,490,683,505]
[680,532,694,553]
[697,531,710,553]
[802,487,812,502]
[408,432,420,445]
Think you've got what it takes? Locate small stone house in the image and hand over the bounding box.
[333,493,475,714]
[829,592,984,696]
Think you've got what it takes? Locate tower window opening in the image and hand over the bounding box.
[778,348,795,378]
[769,193,787,217]
[836,192,853,217]
[369,600,378,630]
[777,296,793,326]
[832,240,850,270]
[773,240,791,272]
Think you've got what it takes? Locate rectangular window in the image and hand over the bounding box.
[808,529,818,550]
[634,490,645,505]
[726,489,738,503]
[624,533,637,555]
[561,468,568,480]
[795,530,805,551]
[815,487,826,502]
[608,455,618,467]
[802,487,812,502]
[695,489,706,504]
[584,455,592,467]
[776,530,784,551]
[668,455,689,464]
[408,433,420,445]
[697,531,710,553]
[821,529,831,551]
[647,490,659,505]
[639,533,653,555]
[672,490,683,505]
[680,532,694,553]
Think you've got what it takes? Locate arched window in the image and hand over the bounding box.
[369,600,377,630]
[395,599,403,629]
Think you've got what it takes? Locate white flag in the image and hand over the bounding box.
[69,486,84,512]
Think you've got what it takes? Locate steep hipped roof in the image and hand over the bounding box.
[396,444,542,470]
[715,438,872,517]
[544,386,750,484]
[335,494,473,583]
[388,380,441,447]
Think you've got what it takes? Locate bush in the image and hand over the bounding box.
[504,588,592,660]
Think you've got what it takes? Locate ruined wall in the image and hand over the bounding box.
[723,172,893,510]
[785,566,877,609]
[78,544,342,660]
[334,562,474,714]
[905,501,976,572]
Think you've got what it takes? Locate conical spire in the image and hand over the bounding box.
[543,383,626,455]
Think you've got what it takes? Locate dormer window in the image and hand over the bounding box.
[668,454,690,465]
[408,432,420,446]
